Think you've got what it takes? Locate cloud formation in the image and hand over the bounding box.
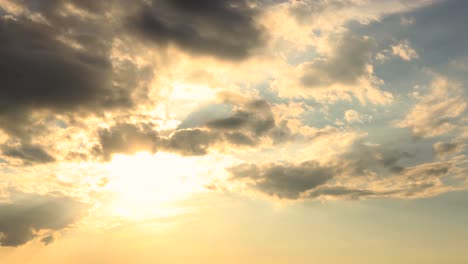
[1,144,55,164]
[129,0,265,60]
[0,190,87,247]
[229,161,334,199]
[397,76,466,137]
[94,96,297,160]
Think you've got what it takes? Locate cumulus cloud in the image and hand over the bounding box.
[0,190,87,247]
[128,0,265,60]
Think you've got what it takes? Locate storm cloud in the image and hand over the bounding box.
[128,0,265,60]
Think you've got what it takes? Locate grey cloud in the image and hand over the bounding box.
[97,123,159,161]
[336,141,410,177]
[128,0,265,60]
[162,128,221,156]
[289,0,354,24]
[306,186,377,199]
[433,141,463,157]
[229,161,334,199]
[95,124,220,160]
[0,18,113,112]
[94,98,296,160]
[226,140,452,201]
[204,99,288,144]
[40,234,55,246]
[1,144,55,164]
[0,1,151,141]
[0,191,87,247]
[300,34,375,88]
[206,99,275,136]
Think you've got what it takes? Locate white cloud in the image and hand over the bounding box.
[391,40,419,61]
[397,76,466,137]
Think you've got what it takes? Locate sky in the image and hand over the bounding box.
[0,0,467,263]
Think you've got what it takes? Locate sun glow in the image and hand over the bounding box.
[102,152,209,220]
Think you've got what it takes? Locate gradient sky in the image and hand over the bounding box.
[0,0,467,263]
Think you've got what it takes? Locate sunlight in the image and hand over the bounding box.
[103,152,207,220]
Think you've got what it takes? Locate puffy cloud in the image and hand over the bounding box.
[0,190,87,247]
[271,33,393,104]
[397,76,466,137]
[128,0,265,60]
[391,40,418,61]
[344,109,371,124]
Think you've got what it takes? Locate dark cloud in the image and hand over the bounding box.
[433,141,463,157]
[300,34,375,88]
[0,2,151,141]
[226,140,451,200]
[0,191,87,247]
[128,0,264,60]
[336,141,410,177]
[229,161,334,199]
[40,234,55,246]
[94,98,295,160]
[95,124,220,160]
[97,123,159,161]
[205,99,275,136]
[0,18,114,112]
[306,186,377,199]
[162,128,221,156]
[1,144,55,164]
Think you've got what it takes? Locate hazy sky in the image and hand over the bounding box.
[0,0,467,263]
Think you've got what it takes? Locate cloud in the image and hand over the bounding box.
[397,76,466,137]
[336,140,410,176]
[344,109,371,124]
[433,141,463,158]
[97,123,159,161]
[94,96,301,160]
[205,99,275,136]
[225,138,456,201]
[0,3,152,141]
[300,34,375,88]
[229,161,334,199]
[391,40,418,61]
[0,190,87,247]
[161,128,221,156]
[0,18,113,112]
[1,144,55,164]
[128,0,265,60]
[271,33,393,104]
